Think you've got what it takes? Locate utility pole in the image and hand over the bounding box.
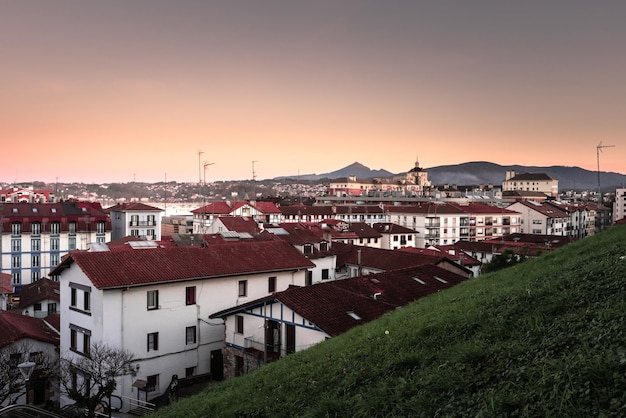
[252,160,258,181]
[202,162,214,233]
[198,150,204,184]
[597,142,615,203]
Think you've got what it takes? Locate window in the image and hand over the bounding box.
[48,303,57,314]
[50,222,60,235]
[305,271,313,286]
[235,315,244,334]
[11,272,21,286]
[70,324,91,356]
[147,332,159,351]
[185,287,196,305]
[147,290,159,310]
[238,280,247,297]
[320,242,328,251]
[83,292,90,311]
[268,276,276,293]
[321,269,330,280]
[69,283,91,315]
[185,367,196,378]
[68,237,76,250]
[11,255,20,268]
[31,271,40,281]
[185,326,197,344]
[11,239,21,252]
[69,222,76,234]
[393,235,399,242]
[31,222,41,235]
[11,223,21,236]
[96,221,106,234]
[146,374,159,392]
[50,238,60,251]
[303,244,312,254]
[34,303,42,312]
[32,255,40,267]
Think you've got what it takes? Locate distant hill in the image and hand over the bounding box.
[426,161,626,191]
[278,161,626,191]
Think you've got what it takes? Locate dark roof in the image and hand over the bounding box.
[372,223,416,234]
[51,240,315,289]
[0,310,60,348]
[18,278,60,309]
[333,242,444,271]
[214,216,261,235]
[211,265,469,337]
[508,172,555,181]
[0,273,12,293]
[280,205,334,216]
[272,223,326,245]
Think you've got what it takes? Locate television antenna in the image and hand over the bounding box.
[252,160,259,181]
[596,142,615,202]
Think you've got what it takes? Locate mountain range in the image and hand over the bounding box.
[281,161,626,191]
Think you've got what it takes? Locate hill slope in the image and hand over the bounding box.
[150,226,626,418]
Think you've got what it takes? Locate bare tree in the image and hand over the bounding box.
[0,341,57,406]
[59,341,135,418]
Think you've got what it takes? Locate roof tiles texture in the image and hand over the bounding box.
[54,240,315,289]
[18,278,60,309]
[0,310,60,348]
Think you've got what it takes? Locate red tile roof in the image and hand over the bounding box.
[372,223,416,234]
[0,310,60,348]
[107,202,163,212]
[214,216,261,235]
[211,264,469,337]
[51,240,315,289]
[191,201,233,215]
[17,278,60,309]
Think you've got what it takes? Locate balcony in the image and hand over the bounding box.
[129,220,157,227]
[425,218,440,228]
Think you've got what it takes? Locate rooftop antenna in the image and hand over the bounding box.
[596,142,615,203]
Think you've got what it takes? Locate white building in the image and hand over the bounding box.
[502,171,559,198]
[51,240,314,412]
[0,202,111,288]
[108,202,164,241]
[507,201,571,236]
[613,188,626,223]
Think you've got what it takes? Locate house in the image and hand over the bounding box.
[0,201,111,288]
[279,204,333,224]
[191,201,281,234]
[0,310,60,407]
[108,202,164,241]
[332,242,473,279]
[17,278,60,318]
[372,223,418,250]
[207,216,262,236]
[502,171,559,198]
[0,186,56,203]
[403,246,482,277]
[265,223,335,284]
[506,201,571,236]
[312,220,383,248]
[50,240,315,412]
[209,264,468,378]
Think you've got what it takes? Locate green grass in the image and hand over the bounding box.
[150,225,626,417]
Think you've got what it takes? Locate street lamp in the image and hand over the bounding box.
[17,361,36,405]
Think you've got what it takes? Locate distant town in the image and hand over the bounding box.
[1,160,625,416]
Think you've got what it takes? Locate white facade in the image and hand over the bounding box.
[109,203,164,241]
[57,249,310,411]
[507,202,570,236]
[614,188,626,223]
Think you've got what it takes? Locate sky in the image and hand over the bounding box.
[1,0,625,184]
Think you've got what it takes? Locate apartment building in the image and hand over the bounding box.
[0,202,111,288]
[108,202,164,241]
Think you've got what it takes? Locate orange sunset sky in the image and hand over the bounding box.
[1,1,624,184]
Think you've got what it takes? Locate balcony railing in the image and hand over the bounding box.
[129,220,157,226]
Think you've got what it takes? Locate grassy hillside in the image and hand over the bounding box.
[150,225,626,418]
